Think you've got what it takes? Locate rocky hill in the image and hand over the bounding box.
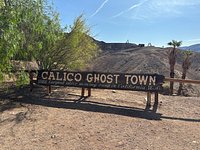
[90,43,200,80]
[180,43,200,52]
[95,40,139,51]
[88,42,200,96]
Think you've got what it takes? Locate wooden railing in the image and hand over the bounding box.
[164,77,200,84]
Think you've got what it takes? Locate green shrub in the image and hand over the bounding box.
[16,71,29,87]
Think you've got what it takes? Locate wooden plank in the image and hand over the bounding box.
[36,70,164,92]
[164,78,200,84]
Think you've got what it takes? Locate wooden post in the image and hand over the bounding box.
[29,71,33,92]
[152,92,159,112]
[48,85,52,95]
[154,92,159,104]
[147,92,151,106]
[81,88,85,97]
[88,88,91,97]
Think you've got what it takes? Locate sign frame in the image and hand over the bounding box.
[36,70,164,92]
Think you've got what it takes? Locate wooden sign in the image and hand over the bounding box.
[36,70,164,92]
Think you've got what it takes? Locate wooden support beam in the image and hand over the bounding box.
[29,71,34,92]
[152,92,159,113]
[147,92,151,106]
[48,85,52,95]
[88,88,91,97]
[81,88,85,97]
[154,92,159,104]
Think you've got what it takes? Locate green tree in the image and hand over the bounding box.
[50,15,98,70]
[167,40,182,95]
[0,0,98,83]
[0,0,63,80]
[177,50,193,95]
[0,0,22,80]
[10,0,63,62]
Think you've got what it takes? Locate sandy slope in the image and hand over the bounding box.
[90,46,200,80]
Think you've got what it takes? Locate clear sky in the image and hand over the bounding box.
[50,0,200,47]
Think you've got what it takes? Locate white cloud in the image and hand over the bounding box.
[90,0,109,18]
[112,0,148,18]
[112,0,200,20]
[148,0,200,13]
[187,39,200,42]
[183,38,200,46]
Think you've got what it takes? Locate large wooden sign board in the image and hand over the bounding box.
[36,70,164,92]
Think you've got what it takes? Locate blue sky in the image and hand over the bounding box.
[50,0,200,47]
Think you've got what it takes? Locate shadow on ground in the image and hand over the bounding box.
[0,84,199,122]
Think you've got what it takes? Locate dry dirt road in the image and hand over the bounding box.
[0,85,200,150]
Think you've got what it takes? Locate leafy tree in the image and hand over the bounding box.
[177,50,193,95]
[10,0,63,62]
[0,0,98,83]
[50,15,98,70]
[167,40,182,95]
[0,0,22,81]
[3,0,97,67]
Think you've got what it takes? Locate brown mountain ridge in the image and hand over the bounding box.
[91,41,200,80]
[88,41,200,96]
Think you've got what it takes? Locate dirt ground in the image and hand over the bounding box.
[0,85,200,150]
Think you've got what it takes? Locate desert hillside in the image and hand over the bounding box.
[90,43,200,80]
[87,43,200,96]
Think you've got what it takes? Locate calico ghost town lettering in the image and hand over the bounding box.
[37,70,164,92]
[40,71,156,85]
